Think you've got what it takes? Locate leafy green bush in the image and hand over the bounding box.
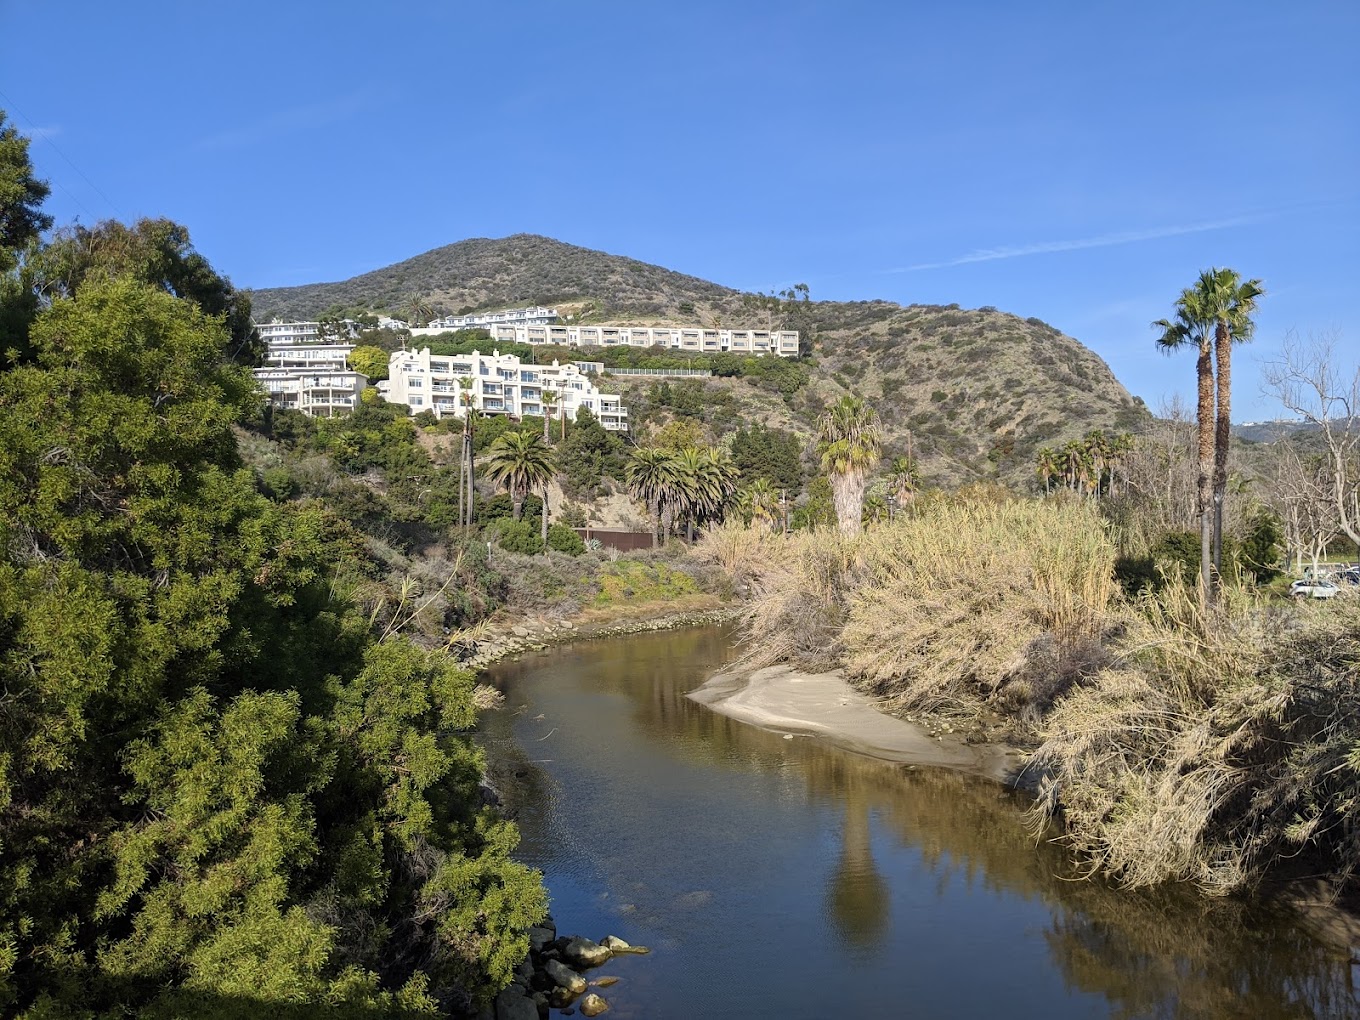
[547,523,586,555]
[493,518,543,555]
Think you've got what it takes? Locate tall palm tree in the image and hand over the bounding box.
[1154,301,1214,596]
[541,389,559,444]
[1189,268,1264,575]
[485,430,554,521]
[626,447,679,548]
[817,396,883,537]
[1061,439,1090,494]
[669,446,739,540]
[1109,432,1135,497]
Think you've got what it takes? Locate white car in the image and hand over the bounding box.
[1291,578,1340,599]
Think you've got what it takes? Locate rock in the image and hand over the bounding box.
[561,936,613,968]
[512,625,529,637]
[561,620,574,629]
[544,958,587,995]
[599,935,631,952]
[548,985,582,1009]
[528,925,556,953]
[590,976,620,988]
[494,987,540,1020]
[514,956,534,982]
[580,993,610,1016]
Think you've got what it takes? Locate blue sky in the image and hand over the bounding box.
[3,0,1356,419]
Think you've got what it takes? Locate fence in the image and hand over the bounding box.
[573,528,655,552]
[572,363,712,379]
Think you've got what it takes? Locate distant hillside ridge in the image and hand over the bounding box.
[248,234,1151,486]
[248,234,738,323]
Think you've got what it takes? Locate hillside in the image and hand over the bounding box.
[249,234,738,323]
[248,235,1150,486]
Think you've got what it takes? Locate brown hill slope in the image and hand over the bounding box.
[248,234,1150,487]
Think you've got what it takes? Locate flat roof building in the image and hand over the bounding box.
[380,348,628,432]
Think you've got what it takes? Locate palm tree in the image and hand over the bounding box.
[740,478,781,531]
[541,389,559,444]
[1188,268,1264,575]
[1083,430,1112,496]
[485,430,554,521]
[1061,439,1090,494]
[626,447,679,548]
[887,455,918,505]
[671,446,739,540]
[1035,447,1060,496]
[1154,302,1214,596]
[817,396,883,537]
[406,294,435,328]
[1109,432,1135,497]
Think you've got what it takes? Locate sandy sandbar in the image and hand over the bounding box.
[688,663,1023,782]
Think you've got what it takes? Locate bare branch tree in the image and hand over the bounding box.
[1262,330,1360,548]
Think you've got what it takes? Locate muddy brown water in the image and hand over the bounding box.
[478,625,1360,1019]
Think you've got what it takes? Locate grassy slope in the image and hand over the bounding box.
[249,234,1151,487]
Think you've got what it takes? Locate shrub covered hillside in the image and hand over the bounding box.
[0,127,545,1017]
[249,234,1149,488]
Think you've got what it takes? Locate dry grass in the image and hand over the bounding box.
[1029,582,1360,896]
[724,499,1119,724]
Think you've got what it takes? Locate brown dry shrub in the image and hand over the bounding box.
[1030,581,1360,896]
[840,500,1118,717]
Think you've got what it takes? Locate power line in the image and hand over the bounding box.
[0,87,125,221]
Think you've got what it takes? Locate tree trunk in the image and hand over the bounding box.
[541,484,549,555]
[512,493,523,521]
[1212,319,1232,583]
[832,471,865,537]
[1195,336,1215,602]
[650,496,660,549]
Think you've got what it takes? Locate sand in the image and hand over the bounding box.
[688,663,1023,782]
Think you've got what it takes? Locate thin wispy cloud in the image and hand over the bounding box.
[196,90,386,151]
[891,216,1261,273]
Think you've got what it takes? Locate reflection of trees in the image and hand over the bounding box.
[483,627,1360,1020]
[826,785,889,950]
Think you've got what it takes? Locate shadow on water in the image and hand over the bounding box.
[479,626,1360,1020]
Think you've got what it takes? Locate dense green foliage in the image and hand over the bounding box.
[0,145,546,1016]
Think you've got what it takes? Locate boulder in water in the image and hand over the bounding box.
[545,958,587,995]
[580,993,610,1016]
[562,936,612,968]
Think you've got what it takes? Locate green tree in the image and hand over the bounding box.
[1154,302,1214,594]
[1155,270,1263,598]
[0,261,547,1014]
[0,111,51,274]
[817,396,882,537]
[349,343,390,380]
[484,430,554,521]
[33,218,261,363]
[626,447,679,548]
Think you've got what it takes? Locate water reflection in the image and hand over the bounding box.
[827,788,889,951]
[480,626,1360,1019]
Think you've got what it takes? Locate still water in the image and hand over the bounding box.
[479,626,1360,1019]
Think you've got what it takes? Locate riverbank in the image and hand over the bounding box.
[689,663,1024,782]
[463,595,738,669]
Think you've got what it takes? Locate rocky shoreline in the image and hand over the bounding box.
[483,916,650,1020]
[465,606,739,670]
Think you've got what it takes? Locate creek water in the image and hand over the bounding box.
[478,625,1360,1019]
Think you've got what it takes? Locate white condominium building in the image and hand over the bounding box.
[422,306,558,331]
[485,323,799,357]
[251,328,367,417]
[381,348,629,432]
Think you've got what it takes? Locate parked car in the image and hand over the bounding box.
[1291,578,1341,599]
